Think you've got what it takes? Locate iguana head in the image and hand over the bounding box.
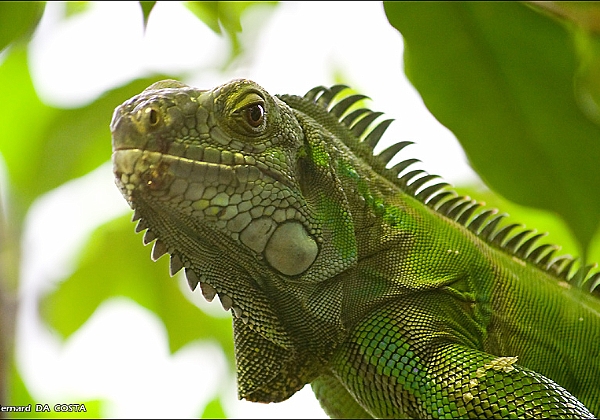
[111,79,360,401]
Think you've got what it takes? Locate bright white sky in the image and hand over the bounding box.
[14,2,477,418]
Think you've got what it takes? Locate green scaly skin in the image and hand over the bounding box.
[110,79,600,418]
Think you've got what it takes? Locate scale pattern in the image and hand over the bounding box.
[111,79,600,418]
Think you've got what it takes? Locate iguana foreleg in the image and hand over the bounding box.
[329,292,594,418]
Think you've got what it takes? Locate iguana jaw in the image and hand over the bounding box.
[111,144,276,327]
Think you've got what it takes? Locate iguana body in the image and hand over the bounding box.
[111,79,600,418]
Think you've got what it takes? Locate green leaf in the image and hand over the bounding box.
[64,2,90,19]
[0,1,45,53]
[138,1,156,29]
[384,2,600,255]
[199,395,227,419]
[186,2,223,35]
[40,214,235,361]
[527,2,600,127]
[0,46,174,215]
[186,1,269,35]
[185,1,277,61]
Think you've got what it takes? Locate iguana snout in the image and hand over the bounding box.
[110,79,322,279]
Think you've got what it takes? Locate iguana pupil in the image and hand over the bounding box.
[245,103,264,127]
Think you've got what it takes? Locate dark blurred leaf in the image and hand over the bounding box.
[527,2,600,127]
[8,362,103,418]
[139,1,156,29]
[384,1,600,255]
[0,1,45,53]
[0,46,174,215]
[200,395,227,419]
[41,214,235,361]
[572,25,600,126]
[575,32,600,126]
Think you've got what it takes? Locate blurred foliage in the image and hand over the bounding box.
[8,364,102,418]
[0,47,173,216]
[384,1,600,259]
[0,2,45,52]
[185,1,277,67]
[199,395,228,419]
[139,1,155,28]
[1,1,600,418]
[63,1,90,19]
[40,214,235,359]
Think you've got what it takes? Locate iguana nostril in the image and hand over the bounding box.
[147,107,159,126]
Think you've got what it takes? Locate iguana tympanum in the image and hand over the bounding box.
[110,79,600,418]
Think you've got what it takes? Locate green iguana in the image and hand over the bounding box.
[110,79,600,418]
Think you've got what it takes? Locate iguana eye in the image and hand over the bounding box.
[245,103,264,128]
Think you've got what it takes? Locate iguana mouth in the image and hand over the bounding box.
[113,148,243,201]
[113,144,321,278]
[111,99,297,192]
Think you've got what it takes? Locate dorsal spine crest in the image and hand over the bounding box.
[299,84,600,292]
